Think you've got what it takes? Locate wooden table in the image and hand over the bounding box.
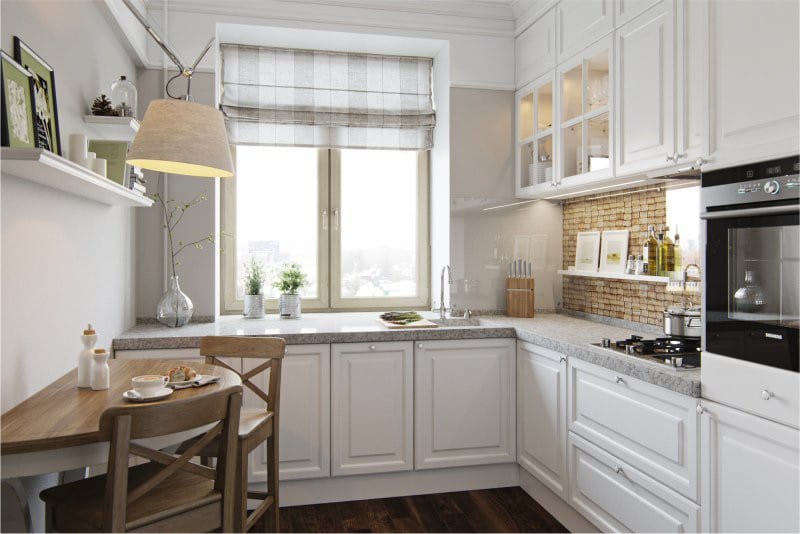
[0,359,241,478]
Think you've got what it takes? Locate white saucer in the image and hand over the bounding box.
[123,387,173,403]
[167,374,205,387]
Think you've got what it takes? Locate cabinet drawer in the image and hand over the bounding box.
[568,358,698,500]
[114,348,202,361]
[569,433,700,533]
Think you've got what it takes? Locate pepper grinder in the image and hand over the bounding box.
[91,348,110,391]
[78,324,97,388]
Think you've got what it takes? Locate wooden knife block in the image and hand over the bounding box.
[506,277,535,318]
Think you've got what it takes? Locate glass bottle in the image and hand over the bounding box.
[733,270,767,312]
[673,225,682,273]
[656,228,665,276]
[659,226,675,275]
[645,225,658,275]
[110,75,137,118]
[157,275,194,327]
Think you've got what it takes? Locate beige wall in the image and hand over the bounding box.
[449,88,563,313]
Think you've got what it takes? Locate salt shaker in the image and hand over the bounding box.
[91,348,110,391]
[78,324,97,388]
[625,255,636,274]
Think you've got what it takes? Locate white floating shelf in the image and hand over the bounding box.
[83,115,140,141]
[1,148,152,207]
[557,269,670,283]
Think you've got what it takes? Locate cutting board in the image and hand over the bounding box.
[377,318,439,329]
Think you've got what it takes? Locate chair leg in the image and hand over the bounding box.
[263,434,279,532]
[236,442,249,533]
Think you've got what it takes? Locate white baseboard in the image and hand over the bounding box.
[275,463,520,507]
[518,468,598,533]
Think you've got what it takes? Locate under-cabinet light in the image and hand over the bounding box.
[543,179,646,200]
[481,199,539,211]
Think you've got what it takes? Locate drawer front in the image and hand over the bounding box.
[568,358,698,500]
[702,352,799,429]
[569,433,700,533]
[114,348,202,361]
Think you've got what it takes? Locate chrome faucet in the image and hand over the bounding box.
[437,265,453,319]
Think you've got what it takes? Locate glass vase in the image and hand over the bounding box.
[157,275,193,327]
[733,270,767,313]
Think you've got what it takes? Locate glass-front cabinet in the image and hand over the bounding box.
[515,37,612,198]
[557,38,612,186]
[516,73,554,195]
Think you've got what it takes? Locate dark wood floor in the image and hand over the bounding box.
[279,487,568,533]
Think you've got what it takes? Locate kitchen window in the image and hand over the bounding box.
[221,145,429,313]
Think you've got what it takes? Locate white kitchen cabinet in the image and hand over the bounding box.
[415,338,516,470]
[616,0,661,26]
[331,342,413,476]
[516,72,555,197]
[615,0,675,176]
[700,399,800,533]
[517,342,568,499]
[569,432,700,533]
[114,348,203,361]
[515,7,556,88]
[557,0,615,62]
[247,344,330,482]
[706,0,799,167]
[568,357,699,501]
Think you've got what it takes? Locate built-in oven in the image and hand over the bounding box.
[701,156,800,373]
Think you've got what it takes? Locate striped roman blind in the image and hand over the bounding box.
[219,44,436,150]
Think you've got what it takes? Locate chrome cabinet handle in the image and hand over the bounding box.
[696,404,705,415]
[615,466,624,475]
[615,376,624,384]
[332,208,340,231]
[417,343,423,349]
[559,356,567,364]
[666,153,676,163]
[369,345,376,351]
[761,389,774,401]
[321,209,328,231]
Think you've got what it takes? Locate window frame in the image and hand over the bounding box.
[220,147,430,314]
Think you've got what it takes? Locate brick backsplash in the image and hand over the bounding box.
[561,185,694,326]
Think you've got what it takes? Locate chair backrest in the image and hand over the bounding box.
[98,385,242,532]
[199,336,286,416]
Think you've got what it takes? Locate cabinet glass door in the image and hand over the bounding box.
[518,77,554,190]
[559,46,611,181]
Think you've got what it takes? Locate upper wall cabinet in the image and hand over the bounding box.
[516,72,555,196]
[707,0,799,167]
[616,0,661,26]
[516,8,557,88]
[557,0,615,62]
[615,0,675,176]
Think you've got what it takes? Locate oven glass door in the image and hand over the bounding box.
[705,210,799,371]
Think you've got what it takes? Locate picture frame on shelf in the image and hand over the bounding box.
[1,50,35,149]
[574,231,601,272]
[13,37,61,155]
[599,230,629,273]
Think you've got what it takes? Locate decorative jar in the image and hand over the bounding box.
[110,75,137,118]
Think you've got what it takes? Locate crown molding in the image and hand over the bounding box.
[511,0,557,35]
[145,0,516,37]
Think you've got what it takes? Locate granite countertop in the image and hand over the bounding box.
[113,312,701,397]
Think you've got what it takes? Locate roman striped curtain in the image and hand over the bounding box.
[219,44,436,150]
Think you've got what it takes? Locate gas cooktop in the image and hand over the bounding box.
[591,334,701,369]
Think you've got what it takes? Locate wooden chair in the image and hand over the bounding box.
[195,336,286,533]
[39,385,243,532]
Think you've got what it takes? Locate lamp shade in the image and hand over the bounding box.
[127,99,234,178]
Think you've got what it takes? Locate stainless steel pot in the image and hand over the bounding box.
[663,305,702,338]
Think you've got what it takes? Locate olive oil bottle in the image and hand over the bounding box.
[645,225,658,275]
[658,226,675,275]
[673,225,682,273]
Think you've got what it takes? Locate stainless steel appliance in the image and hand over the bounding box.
[701,155,799,372]
[591,335,701,369]
[663,304,702,338]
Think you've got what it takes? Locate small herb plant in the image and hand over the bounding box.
[243,258,266,296]
[273,263,308,295]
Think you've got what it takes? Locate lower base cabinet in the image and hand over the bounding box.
[569,433,700,533]
[415,338,516,469]
[700,400,800,533]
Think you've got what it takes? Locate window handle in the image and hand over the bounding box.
[322,209,328,232]
[333,208,340,231]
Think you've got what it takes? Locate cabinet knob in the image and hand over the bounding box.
[696,404,705,415]
[761,389,774,401]
[559,356,567,364]
[417,343,423,349]
[666,153,676,163]
[615,376,624,384]
[694,157,707,167]
[369,345,376,350]
[615,466,624,475]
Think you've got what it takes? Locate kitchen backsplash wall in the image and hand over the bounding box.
[561,184,700,326]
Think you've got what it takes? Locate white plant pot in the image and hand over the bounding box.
[243,294,265,319]
[279,293,301,319]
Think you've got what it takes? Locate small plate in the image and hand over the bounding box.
[167,374,205,387]
[123,387,173,403]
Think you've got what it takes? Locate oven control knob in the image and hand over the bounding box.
[763,180,780,195]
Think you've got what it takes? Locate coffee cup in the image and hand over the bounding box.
[131,375,168,397]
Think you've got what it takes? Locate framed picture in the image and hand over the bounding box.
[574,231,601,272]
[13,37,61,155]
[1,50,35,149]
[600,230,630,273]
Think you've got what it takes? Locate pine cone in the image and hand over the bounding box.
[91,94,119,116]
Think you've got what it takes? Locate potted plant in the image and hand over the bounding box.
[273,263,308,319]
[243,258,266,319]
